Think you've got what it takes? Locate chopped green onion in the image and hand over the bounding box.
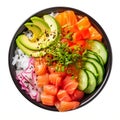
[44,40,81,72]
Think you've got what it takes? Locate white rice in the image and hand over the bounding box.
[12,48,30,70]
[49,12,58,17]
[23,30,33,39]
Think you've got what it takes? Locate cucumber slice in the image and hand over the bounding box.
[78,69,88,91]
[84,50,99,61]
[84,70,97,94]
[87,40,108,64]
[84,50,104,66]
[86,58,104,85]
[82,58,98,77]
[97,55,104,66]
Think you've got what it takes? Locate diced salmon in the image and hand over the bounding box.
[41,92,55,106]
[55,10,77,27]
[49,73,62,87]
[71,89,84,101]
[57,89,72,102]
[63,76,78,95]
[55,101,80,112]
[37,73,49,87]
[77,16,91,30]
[34,58,47,75]
[89,26,102,41]
[43,85,58,96]
[67,10,77,26]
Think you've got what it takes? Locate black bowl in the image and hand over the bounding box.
[8,7,112,111]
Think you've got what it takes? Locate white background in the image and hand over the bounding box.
[0,0,120,119]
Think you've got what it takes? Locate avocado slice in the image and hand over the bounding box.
[16,35,46,57]
[43,15,61,41]
[24,22,41,42]
[19,15,61,50]
[31,16,50,33]
[18,34,42,50]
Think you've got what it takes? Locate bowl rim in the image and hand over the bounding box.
[8,6,112,111]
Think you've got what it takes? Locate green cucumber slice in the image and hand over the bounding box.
[84,50,104,66]
[86,58,104,85]
[97,55,104,66]
[84,50,99,61]
[84,70,97,94]
[82,58,98,78]
[87,40,108,64]
[78,69,88,91]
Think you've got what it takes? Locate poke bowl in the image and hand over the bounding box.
[8,7,112,112]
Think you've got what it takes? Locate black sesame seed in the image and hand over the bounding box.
[50,33,53,36]
[53,31,56,34]
[46,33,49,37]
[45,30,47,34]
[53,35,56,39]
[36,38,39,41]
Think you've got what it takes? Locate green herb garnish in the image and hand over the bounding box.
[45,41,81,71]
